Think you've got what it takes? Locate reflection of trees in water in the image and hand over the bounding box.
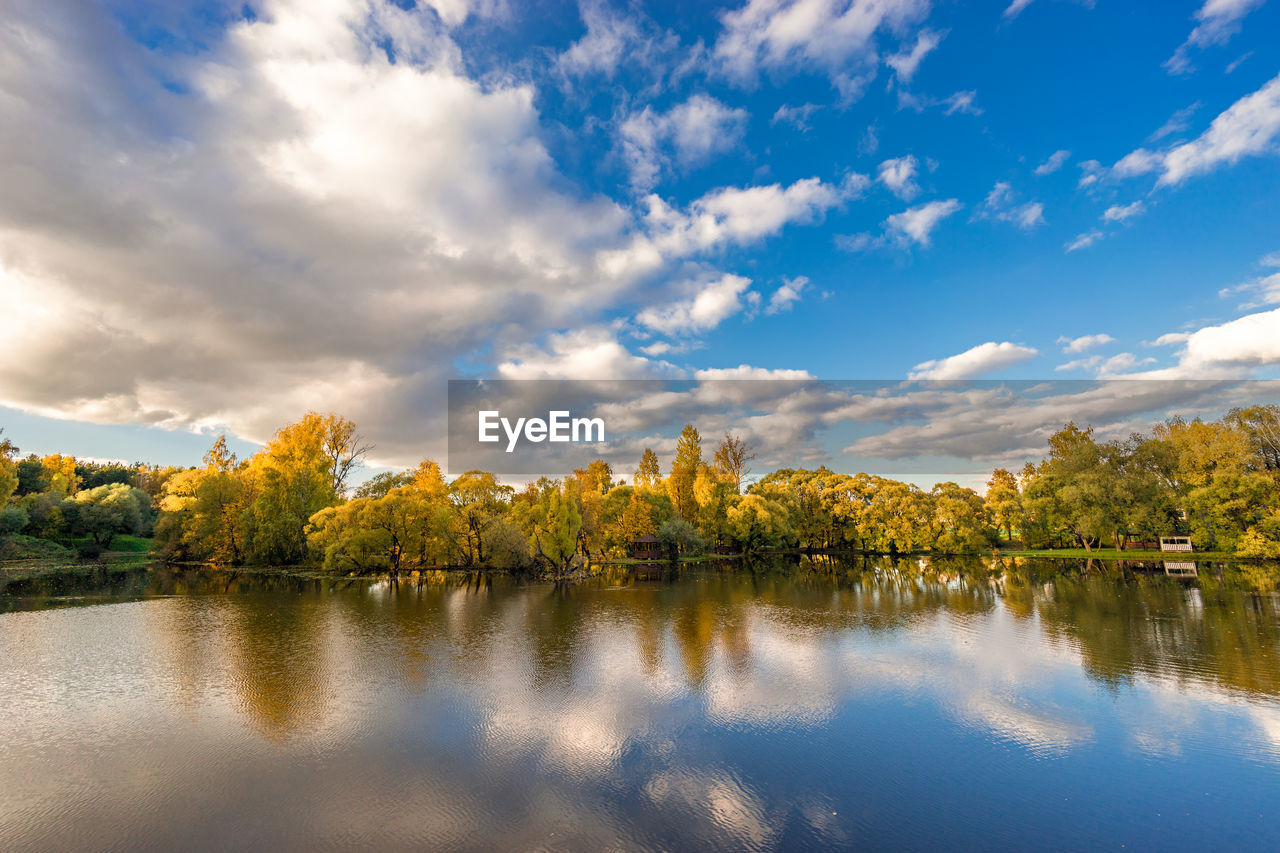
[222,592,333,740]
[523,583,587,689]
[1035,573,1280,697]
[21,557,1280,738]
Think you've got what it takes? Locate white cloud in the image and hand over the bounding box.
[1058,333,1114,353]
[1165,0,1265,75]
[556,2,689,88]
[1055,352,1154,376]
[908,341,1038,380]
[635,274,755,335]
[1159,72,1280,185]
[1012,202,1045,228]
[1065,229,1104,252]
[834,232,876,252]
[1034,149,1070,175]
[497,328,667,379]
[1261,251,1280,268]
[1226,51,1253,73]
[1103,201,1145,222]
[1149,102,1201,142]
[878,155,920,200]
[886,29,944,84]
[1106,73,1280,188]
[1219,270,1280,308]
[1077,159,1103,187]
[693,365,814,379]
[713,0,931,93]
[897,89,982,116]
[558,2,642,77]
[771,102,821,131]
[942,90,982,116]
[638,175,860,259]
[1111,148,1163,178]
[885,198,962,246]
[0,0,700,464]
[979,181,1044,229]
[1003,0,1035,19]
[765,276,809,314]
[619,94,750,190]
[1137,307,1280,376]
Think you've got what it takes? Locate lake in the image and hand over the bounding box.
[2,556,1279,851]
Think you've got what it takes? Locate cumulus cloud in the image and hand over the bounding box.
[713,0,931,95]
[885,199,963,246]
[0,0,675,463]
[497,328,670,379]
[619,94,749,191]
[1135,307,1280,377]
[908,341,1038,380]
[1034,149,1071,175]
[765,276,809,314]
[878,155,921,200]
[0,0,856,468]
[1166,0,1265,75]
[636,175,862,260]
[635,274,756,335]
[1058,333,1115,354]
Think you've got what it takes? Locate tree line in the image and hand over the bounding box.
[2,404,1279,571]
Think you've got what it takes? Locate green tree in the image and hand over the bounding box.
[63,483,152,550]
[984,468,1022,544]
[666,425,702,523]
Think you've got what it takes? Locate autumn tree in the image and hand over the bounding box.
[635,449,661,488]
[244,413,347,564]
[449,470,513,565]
[666,425,702,523]
[712,432,756,493]
[0,430,17,504]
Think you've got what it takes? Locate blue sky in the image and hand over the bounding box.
[1,0,1279,479]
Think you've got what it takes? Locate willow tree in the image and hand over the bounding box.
[245,413,364,564]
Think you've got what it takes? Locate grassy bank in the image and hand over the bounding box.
[986,548,1241,560]
[0,534,155,580]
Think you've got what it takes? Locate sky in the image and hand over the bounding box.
[1,0,1279,483]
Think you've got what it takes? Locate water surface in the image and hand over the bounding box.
[2,557,1279,851]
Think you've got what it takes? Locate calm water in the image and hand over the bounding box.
[2,557,1280,851]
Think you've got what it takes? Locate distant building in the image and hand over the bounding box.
[631,534,663,560]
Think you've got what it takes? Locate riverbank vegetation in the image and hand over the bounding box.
[2,404,1279,576]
